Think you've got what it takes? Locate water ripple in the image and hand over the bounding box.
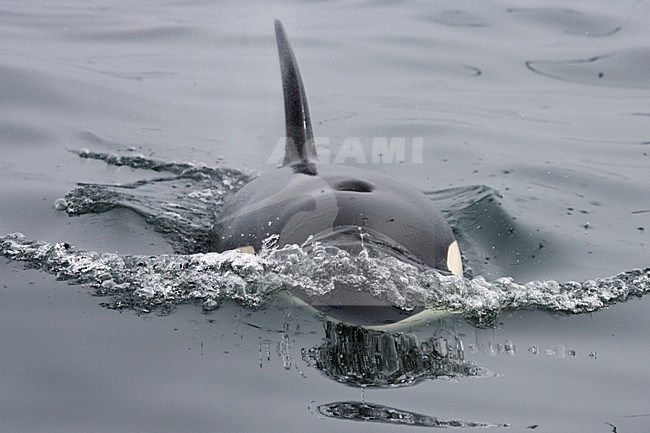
[506,7,622,38]
[526,49,650,88]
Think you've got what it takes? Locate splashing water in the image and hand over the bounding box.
[2,150,649,326]
[2,231,648,326]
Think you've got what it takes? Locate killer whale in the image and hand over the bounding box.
[212,20,462,327]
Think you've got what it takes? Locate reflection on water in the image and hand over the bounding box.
[269,318,506,428]
[295,320,506,428]
[318,400,508,428]
[304,321,491,388]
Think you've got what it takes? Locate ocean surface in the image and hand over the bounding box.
[1,1,649,432]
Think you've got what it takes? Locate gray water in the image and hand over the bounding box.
[2,1,650,432]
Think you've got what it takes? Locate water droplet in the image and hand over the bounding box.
[53,198,68,210]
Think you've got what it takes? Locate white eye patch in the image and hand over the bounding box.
[446,240,463,277]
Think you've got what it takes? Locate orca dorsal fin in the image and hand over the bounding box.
[275,20,318,169]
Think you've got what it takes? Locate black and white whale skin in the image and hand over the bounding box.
[211,20,462,327]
